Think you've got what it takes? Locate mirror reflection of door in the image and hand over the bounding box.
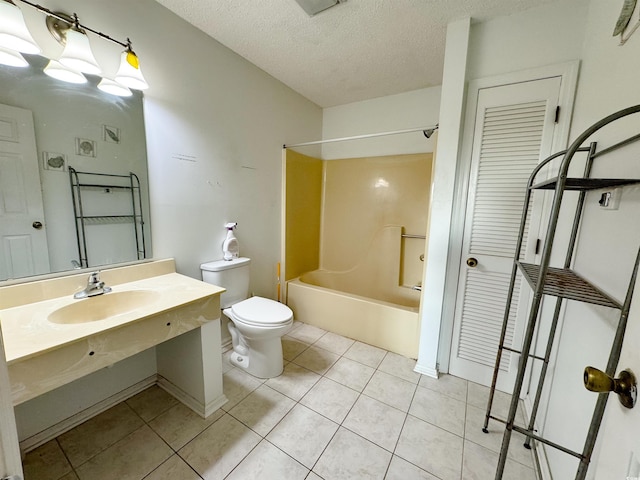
[0,103,50,281]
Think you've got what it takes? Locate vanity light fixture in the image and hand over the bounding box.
[0,0,41,54]
[0,0,149,92]
[58,14,101,75]
[0,44,28,67]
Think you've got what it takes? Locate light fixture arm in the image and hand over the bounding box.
[12,0,129,48]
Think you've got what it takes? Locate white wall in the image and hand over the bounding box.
[320,87,441,160]
[9,0,321,442]
[140,2,322,297]
[466,1,588,81]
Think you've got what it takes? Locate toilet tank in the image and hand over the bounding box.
[200,257,251,308]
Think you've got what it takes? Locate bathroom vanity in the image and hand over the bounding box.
[0,259,227,416]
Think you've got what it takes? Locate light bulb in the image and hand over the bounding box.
[0,45,28,67]
[97,78,132,97]
[43,60,87,84]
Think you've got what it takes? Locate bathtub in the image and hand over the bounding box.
[286,269,421,358]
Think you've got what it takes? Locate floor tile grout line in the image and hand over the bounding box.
[383,380,426,477]
[305,347,392,475]
[462,435,537,470]
[417,379,470,403]
[57,403,147,475]
[139,452,203,480]
[219,414,311,478]
[219,433,263,480]
[225,370,335,477]
[459,386,470,479]
[286,333,388,371]
[260,436,317,475]
[54,437,78,480]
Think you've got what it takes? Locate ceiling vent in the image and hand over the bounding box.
[293,0,345,16]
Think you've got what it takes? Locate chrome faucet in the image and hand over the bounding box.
[74,271,112,299]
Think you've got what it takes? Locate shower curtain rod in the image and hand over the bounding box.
[283,125,438,149]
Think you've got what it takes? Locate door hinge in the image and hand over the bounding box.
[554,106,560,123]
[535,238,542,255]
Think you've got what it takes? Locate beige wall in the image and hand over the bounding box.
[321,153,432,288]
[284,150,323,281]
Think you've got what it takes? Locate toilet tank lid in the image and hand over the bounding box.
[201,257,251,272]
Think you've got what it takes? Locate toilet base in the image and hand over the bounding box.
[228,323,286,379]
[229,351,250,370]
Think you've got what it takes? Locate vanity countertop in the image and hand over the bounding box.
[0,272,224,365]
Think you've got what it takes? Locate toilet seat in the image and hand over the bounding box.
[230,296,293,327]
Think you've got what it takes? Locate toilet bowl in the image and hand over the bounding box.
[224,296,292,378]
[200,258,293,379]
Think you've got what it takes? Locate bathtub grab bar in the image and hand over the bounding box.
[401,234,426,239]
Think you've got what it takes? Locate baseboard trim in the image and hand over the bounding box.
[414,363,439,379]
[19,375,157,453]
[157,376,228,418]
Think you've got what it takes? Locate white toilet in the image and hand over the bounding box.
[200,257,293,378]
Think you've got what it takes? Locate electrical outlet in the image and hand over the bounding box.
[598,188,622,210]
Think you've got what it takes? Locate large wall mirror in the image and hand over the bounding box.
[0,55,152,282]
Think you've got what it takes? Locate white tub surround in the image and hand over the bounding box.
[0,259,226,417]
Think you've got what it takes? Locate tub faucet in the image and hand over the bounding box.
[74,271,112,299]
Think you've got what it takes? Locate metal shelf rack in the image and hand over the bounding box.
[483,105,640,480]
[69,167,146,268]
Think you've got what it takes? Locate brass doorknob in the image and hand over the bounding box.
[584,366,637,409]
[466,257,478,268]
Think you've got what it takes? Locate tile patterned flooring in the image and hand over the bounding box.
[22,321,537,480]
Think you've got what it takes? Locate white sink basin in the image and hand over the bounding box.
[48,290,159,324]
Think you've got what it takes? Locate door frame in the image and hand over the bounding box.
[437,61,580,374]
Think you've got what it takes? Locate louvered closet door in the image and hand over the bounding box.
[448,77,561,393]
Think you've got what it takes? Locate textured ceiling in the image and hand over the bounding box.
[155,0,569,107]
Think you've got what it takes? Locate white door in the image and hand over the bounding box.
[0,103,49,281]
[448,77,561,393]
